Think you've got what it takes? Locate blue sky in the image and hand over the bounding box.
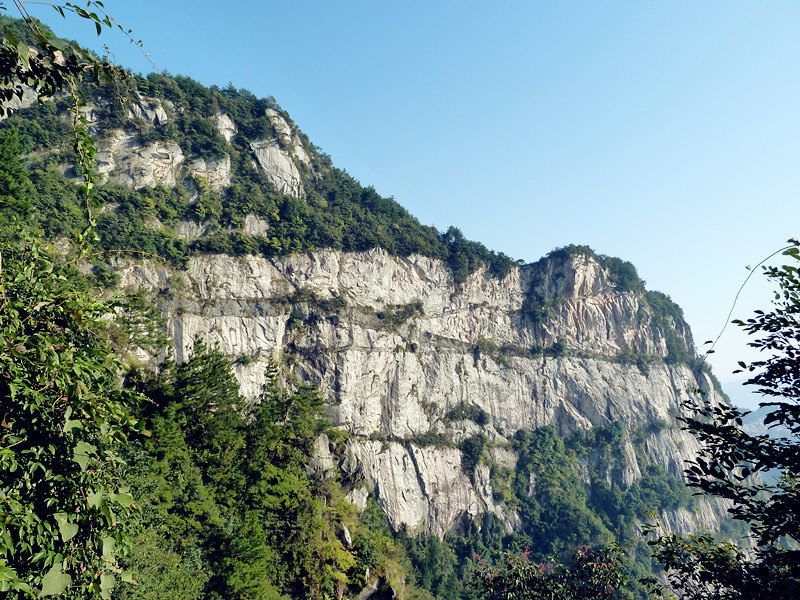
[22,1,800,408]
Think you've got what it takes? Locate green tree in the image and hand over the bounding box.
[121,353,376,600]
[241,363,358,600]
[647,243,800,598]
[118,341,246,600]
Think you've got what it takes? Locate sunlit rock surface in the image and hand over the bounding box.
[118,248,728,536]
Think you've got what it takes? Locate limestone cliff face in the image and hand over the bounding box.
[117,248,727,537]
[58,94,308,198]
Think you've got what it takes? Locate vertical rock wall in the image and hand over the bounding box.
[118,249,728,536]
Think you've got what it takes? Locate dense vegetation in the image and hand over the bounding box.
[0,240,142,598]
[473,544,632,600]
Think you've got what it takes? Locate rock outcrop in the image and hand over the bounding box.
[117,247,728,537]
[127,95,169,125]
[96,132,185,189]
[187,154,232,192]
[3,51,726,546]
[215,112,237,142]
[250,138,305,198]
[52,95,238,194]
[265,108,312,167]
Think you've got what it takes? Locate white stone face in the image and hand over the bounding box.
[92,129,185,189]
[12,89,726,539]
[117,249,727,537]
[188,154,232,192]
[265,108,311,167]
[47,96,239,193]
[0,85,37,119]
[240,214,268,237]
[174,220,208,241]
[127,96,169,125]
[215,113,237,142]
[250,139,305,198]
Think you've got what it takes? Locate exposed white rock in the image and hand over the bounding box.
[215,113,237,142]
[127,95,169,125]
[265,108,292,142]
[243,214,269,236]
[0,85,37,119]
[308,433,336,480]
[116,249,729,536]
[621,440,642,486]
[188,154,231,192]
[342,440,480,536]
[94,129,185,189]
[346,486,370,511]
[15,88,726,540]
[175,220,208,241]
[265,108,311,167]
[659,497,727,534]
[250,138,305,198]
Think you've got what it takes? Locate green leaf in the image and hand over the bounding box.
[16,42,29,68]
[119,571,136,584]
[63,419,83,435]
[0,530,13,556]
[110,492,134,508]
[87,490,102,509]
[101,536,115,563]
[72,441,96,472]
[783,247,800,258]
[40,564,71,597]
[4,27,19,50]
[54,514,79,543]
[99,572,115,599]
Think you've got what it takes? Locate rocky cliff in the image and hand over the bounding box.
[116,247,726,537]
[5,84,728,541]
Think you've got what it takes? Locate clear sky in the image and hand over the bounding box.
[22,1,800,409]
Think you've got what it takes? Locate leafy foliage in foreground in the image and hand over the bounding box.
[0,240,142,598]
